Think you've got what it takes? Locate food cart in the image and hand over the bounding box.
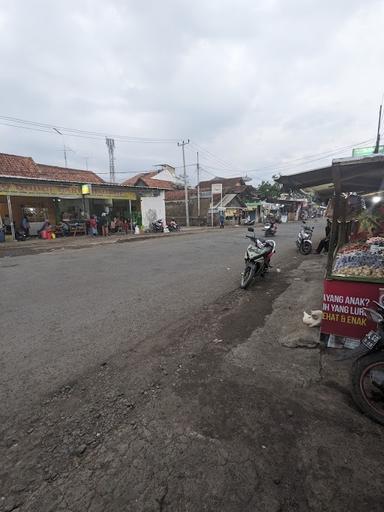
[278,154,384,346]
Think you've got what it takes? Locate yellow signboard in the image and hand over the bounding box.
[0,181,136,201]
[89,187,136,200]
[81,183,92,195]
[0,181,81,197]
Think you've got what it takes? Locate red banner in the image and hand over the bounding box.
[321,280,383,338]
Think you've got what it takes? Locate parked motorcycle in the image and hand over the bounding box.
[339,301,384,425]
[263,222,277,237]
[296,221,314,255]
[152,219,165,232]
[240,227,276,289]
[15,230,29,241]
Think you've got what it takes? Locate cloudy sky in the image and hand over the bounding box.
[1,0,384,184]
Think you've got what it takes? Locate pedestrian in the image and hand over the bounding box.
[89,215,98,236]
[123,218,129,234]
[101,212,109,236]
[219,212,225,228]
[20,215,30,236]
[316,219,331,254]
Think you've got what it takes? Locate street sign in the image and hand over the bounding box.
[352,146,384,157]
[211,183,223,195]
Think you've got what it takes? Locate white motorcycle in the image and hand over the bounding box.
[296,221,314,255]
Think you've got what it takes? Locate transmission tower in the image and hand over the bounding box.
[106,137,116,183]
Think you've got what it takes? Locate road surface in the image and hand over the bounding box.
[0,222,307,417]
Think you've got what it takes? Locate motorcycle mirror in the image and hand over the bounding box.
[247,227,254,232]
[364,307,384,323]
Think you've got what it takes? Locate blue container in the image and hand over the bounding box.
[0,229,5,243]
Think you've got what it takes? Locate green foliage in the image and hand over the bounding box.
[256,180,281,199]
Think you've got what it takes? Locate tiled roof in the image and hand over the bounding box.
[198,177,245,191]
[0,152,105,183]
[0,153,43,178]
[165,189,197,200]
[122,171,175,190]
[37,164,104,184]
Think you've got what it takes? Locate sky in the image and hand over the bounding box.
[1,0,384,185]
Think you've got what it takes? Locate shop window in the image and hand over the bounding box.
[23,207,49,222]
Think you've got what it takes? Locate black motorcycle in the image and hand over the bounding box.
[263,222,277,237]
[151,219,165,232]
[340,301,384,425]
[240,227,276,289]
[15,230,29,241]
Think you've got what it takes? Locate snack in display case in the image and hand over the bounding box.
[332,237,384,280]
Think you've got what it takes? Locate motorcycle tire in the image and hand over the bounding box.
[240,263,256,289]
[300,241,312,255]
[351,352,384,425]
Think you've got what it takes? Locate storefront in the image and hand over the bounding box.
[278,155,384,346]
[0,177,139,238]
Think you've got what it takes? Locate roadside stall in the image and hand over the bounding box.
[278,155,384,347]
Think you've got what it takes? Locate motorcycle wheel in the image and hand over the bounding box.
[240,263,256,289]
[300,241,312,255]
[351,352,384,425]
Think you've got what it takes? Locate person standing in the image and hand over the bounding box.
[316,219,331,254]
[89,215,97,236]
[101,212,109,236]
[20,215,30,236]
[219,212,225,228]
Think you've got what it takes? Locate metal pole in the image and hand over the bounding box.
[129,199,133,232]
[374,104,382,153]
[64,145,68,168]
[6,195,15,240]
[178,140,190,226]
[197,152,200,218]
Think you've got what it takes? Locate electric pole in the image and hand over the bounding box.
[196,151,201,217]
[178,139,190,226]
[106,137,116,183]
[374,104,382,154]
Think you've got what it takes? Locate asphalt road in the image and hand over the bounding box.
[4,217,382,512]
[0,221,322,418]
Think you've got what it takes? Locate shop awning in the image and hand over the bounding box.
[277,154,384,197]
[245,201,262,210]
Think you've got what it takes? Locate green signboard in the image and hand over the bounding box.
[352,146,384,157]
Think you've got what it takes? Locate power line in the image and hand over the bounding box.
[189,142,239,171]
[0,115,179,143]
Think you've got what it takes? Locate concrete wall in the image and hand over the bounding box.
[165,197,212,226]
[141,192,166,228]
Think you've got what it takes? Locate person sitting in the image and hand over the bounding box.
[38,219,51,237]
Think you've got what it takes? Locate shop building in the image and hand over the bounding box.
[278,154,384,346]
[0,152,159,237]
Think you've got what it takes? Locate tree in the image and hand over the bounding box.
[256,180,281,200]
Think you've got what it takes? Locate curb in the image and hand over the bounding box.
[0,227,240,258]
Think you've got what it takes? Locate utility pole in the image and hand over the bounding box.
[196,151,200,217]
[374,104,382,154]
[106,137,116,183]
[178,139,190,226]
